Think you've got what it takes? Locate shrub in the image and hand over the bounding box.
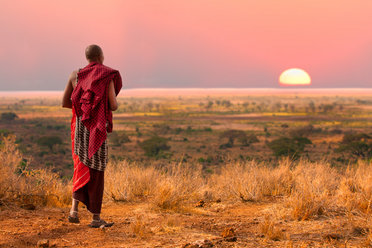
[1,112,18,121]
[152,123,171,135]
[289,124,321,138]
[139,136,170,157]
[110,131,131,146]
[37,136,63,151]
[220,130,257,147]
[336,132,372,159]
[268,136,311,159]
[0,129,11,137]
[0,136,71,207]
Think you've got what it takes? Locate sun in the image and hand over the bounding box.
[279,68,311,86]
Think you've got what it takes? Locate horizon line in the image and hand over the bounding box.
[1,87,372,92]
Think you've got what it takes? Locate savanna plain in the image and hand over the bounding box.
[1,89,372,248]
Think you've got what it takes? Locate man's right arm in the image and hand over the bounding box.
[108,80,118,111]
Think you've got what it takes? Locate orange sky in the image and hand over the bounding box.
[0,0,371,90]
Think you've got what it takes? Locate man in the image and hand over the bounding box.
[62,44,122,228]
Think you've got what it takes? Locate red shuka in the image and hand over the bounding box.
[72,62,122,159]
[71,108,90,192]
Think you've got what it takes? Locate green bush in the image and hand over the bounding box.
[335,132,372,159]
[220,130,258,147]
[1,112,18,121]
[0,129,12,137]
[139,136,170,157]
[268,136,312,159]
[37,136,63,151]
[110,131,131,146]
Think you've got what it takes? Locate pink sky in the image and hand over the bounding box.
[0,0,371,90]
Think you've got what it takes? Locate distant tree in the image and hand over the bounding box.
[221,100,232,108]
[335,132,372,159]
[1,112,18,121]
[219,130,258,148]
[139,136,170,157]
[206,101,214,110]
[110,131,131,146]
[309,101,316,113]
[289,125,314,137]
[153,123,171,135]
[242,102,249,111]
[268,136,312,159]
[37,136,62,151]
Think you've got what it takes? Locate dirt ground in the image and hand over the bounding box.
[0,200,369,248]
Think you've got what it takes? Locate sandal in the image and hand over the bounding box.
[88,219,114,228]
[68,211,80,223]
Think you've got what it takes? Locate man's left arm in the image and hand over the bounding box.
[62,71,76,109]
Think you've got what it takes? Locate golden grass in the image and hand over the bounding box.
[208,159,293,202]
[338,161,372,214]
[0,136,71,207]
[105,161,205,211]
[2,135,372,223]
[258,215,286,241]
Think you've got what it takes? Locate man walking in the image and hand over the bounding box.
[62,44,122,227]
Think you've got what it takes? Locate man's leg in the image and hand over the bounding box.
[70,199,79,217]
[68,199,80,223]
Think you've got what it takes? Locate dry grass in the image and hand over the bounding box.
[105,161,159,202]
[258,215,286,241]
[208,158,294,202]
[105,161,205,211]
[3,135,372,224]
[284,161,339,220]
[338,161,372,214]
[0,135,71,207]
[129,214,153,238]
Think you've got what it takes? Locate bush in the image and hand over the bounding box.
[336,132,372,159]
[0,136,71,207]
[1,112,18,121]
[37,136,63,151]
[0,129,12,137]
[152,124,171,135]
[110,131,131,146]
[289,124,321,138]
[220,130,257,147]
[139,136,170,157]
[268,136,312,159]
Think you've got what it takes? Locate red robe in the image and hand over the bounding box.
[71,62,122,192]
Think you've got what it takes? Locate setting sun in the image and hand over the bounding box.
[279,68,312,86]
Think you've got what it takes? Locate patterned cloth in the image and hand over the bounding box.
[71,107,90,192]
[71,62,122,159]
[74,114,108,171]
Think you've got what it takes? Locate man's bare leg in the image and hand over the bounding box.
[70,199,79,217]
[93,214,100,221]
[89,213,114,228]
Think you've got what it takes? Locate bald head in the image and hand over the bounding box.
[85,44,104,63]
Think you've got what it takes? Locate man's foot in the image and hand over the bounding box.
[88,219,114,228]
[68,210,80,223]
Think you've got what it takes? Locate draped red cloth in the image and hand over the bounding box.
[71,62,122,192]
[71,62,122,159]
[71,107,90,192]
